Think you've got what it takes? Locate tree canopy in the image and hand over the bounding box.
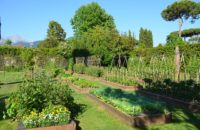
[39,20,66,48]
[166,33,186,46]
[47,20,66,41]
[139,28,153,48]
[169,28,200,38]
[71,2,116,36]
[161,0,200,37]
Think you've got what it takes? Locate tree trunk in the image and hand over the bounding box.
[118,54,121,68]
[178,18,183,38]
[175,46,181,82]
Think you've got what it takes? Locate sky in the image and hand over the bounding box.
[0,0,200,46]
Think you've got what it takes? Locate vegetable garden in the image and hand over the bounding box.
[1,0,200,129]
[0,44,200,130]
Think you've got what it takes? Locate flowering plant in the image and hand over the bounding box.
[22,105,70,128]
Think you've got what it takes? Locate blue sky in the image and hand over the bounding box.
[0,0,200,46]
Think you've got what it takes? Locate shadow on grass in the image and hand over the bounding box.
[141,78,200,129]
[70,102,87,119]
[70,101,87,130]
[142,78,200,103]
[0,99,6,121]
[169,106,200,129]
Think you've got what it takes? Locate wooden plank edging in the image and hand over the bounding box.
[87,94,172,127]
[73,73,139,91]
[18,120,76,130]
[73,73,200,113]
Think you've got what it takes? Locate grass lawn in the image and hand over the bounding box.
[73,92,133,130]
[147,107,200,130]
[73,91,200,130]
[0,71,24,83]
[0,84,19,98]
[0,83,19,130]
[0,120,17,130]
[0,83,199,130]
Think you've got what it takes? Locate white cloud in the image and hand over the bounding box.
[7,35,25,43]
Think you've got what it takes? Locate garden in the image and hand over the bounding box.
[0,45,200,130]
[1,0,200,130]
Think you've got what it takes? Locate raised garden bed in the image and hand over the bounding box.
[73,73,140,91]
[139,90,200,113]
[63,74,105,93]
[18,120,76,130]
[87,93,171,127]
[74,73,200,113]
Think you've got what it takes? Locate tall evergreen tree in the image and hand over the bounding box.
[39,20,66,48]
[139,28,153,48]
[161,0,200,37]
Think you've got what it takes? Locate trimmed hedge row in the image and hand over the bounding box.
[0,46,64,56]
[0,47,68,70]
[131,44,200,61]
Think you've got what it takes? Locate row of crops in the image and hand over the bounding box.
[104,55,200,83]
[72,53,200,104]
[62,73,169,117]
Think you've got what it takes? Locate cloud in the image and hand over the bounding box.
[7,35,25,43]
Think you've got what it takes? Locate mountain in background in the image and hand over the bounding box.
[13,40,40,48]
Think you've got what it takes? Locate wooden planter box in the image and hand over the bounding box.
[133,113,172,127]
[18,120,76,130]
[73,73,140,91]
[87,94,172,127]
[73,73,200,113]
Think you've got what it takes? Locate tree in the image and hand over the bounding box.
[139,28,153,48]
[166,33,186,46]
[4,39,12,46]
[79,26,119,65]
[47,20,66,41]
[161,0,200,37]
[169,28,200,39]
[71,2,116,36]
[38,20,66,48]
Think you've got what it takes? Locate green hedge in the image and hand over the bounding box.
[131,44,200,62]
[85,66,103,77]
[0,47,69,70]
[73,64,103,77]
[73,64,86,74]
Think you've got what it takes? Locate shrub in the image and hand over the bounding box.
[5,71,74,119]
[73,64,86,74]
[85,66,103,77]
[22,105,70,128]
